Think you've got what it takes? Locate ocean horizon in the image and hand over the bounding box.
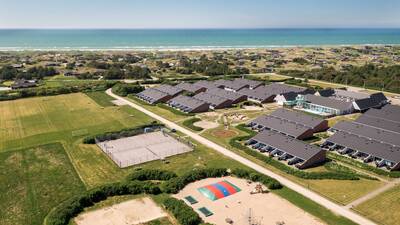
[0,28,400,51]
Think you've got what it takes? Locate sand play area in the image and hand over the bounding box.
[75,197,167,225]
[194,120,219,129]
[174,177,323,225]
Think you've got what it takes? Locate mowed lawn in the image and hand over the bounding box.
[0,143,85,225]
[0,93,155,187]
[354,186,400,225]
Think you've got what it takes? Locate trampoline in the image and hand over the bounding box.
[197,180,241,201]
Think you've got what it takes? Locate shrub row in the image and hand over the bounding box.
[163,197,203,225]
[162,167,282,194]
[182,118,203,131]
[126,169,177,181]
[45,181,161,225]
[111,83,144,97]
[231,125,363,180]
[0,81,116,101]
[328,152,400,178]
[83,122,162,144]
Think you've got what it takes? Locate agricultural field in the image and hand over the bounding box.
[201,125,384,205]
[354,186,400,225]
[0,143,85,225]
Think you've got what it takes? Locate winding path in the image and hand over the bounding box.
[106,89,376,225]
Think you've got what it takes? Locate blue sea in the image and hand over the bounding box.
[0,29,399,51]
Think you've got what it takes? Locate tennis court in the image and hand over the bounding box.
[97,131,193,168]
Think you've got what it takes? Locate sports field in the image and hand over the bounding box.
[0,143,85,225]
[0,93,154,187]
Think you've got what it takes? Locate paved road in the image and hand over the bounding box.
[106,89,376,225]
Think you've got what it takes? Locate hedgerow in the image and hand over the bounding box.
[126,169,177,181]
[328,152,400,178]
[0,81,116,101]
[162,167,282,193]
[163,198,202,225]
[82,122,163,144]
[182,118,203,131]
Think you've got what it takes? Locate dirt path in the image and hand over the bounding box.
[106,88,376,225]
[345,178,400,209]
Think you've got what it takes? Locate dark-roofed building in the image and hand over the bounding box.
[355,114,400,134]
[364,105,400,123]
[248,115,314,140]
[233,78,263,90]
[193,92,232,110]
[206,88,247,104]
[329,121,400,147]
[193,80,222,90]
[265,83,309,95]
[248,130,326,169]
[167,95,209,113]
[270,108,328,132]
[11,79,37,89]
[175,82,206,94]
[238,87,276,103]
[324,131,400,171]
[136,88,171,104]
[214,79,249,92]
[315,89,388,111]
[274,92,298,106]
[153,84,183,97]
[295,94,354,116]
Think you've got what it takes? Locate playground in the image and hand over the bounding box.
[97,131,193,168]
[174,177,323,225]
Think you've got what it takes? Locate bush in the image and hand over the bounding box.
[0,81,116,101]
[126,169,177,181]
[162,168,229,193]
[182,118,203,131]
[45,181,161,225]
[163,197,203,225]
[83,123,163,143]
[112,83,144,97]
[328,152,400,178]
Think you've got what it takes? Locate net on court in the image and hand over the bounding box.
[97,131,193,168]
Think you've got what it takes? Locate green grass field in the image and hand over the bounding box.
[85,91,116,107]
[354,186,400,225]
[0,143,85,225]
[201,125,384,205]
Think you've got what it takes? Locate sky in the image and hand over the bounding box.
[0,0,399,29]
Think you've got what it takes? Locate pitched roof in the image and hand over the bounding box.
[206,88,246,102]
[263,83,308,95]
[175,82,204,93]
[332,121,400,147]
[238,87,276,101]
[327,131,400,163]
[364,105,400,123]
[304,94,353,111]
[355,114,400,134]
[214,79,248,91]
[193,92,231,107]
[233,78,263,89]
[333,89,370,100]
[153,84,183,96]
[193,80,221,90]
[270,108,326,129]
[137,89,169,103]
[353,98,380,111]
[252,130,324,161]
[168,95,208,110]
[251,115,312,138]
